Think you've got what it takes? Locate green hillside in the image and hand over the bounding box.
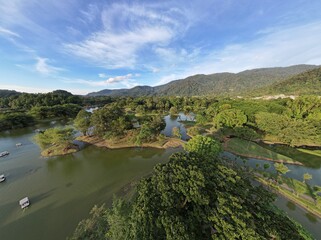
[87,64,318,97]
[253,67,321,96]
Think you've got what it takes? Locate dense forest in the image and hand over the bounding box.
[87,64,318,97]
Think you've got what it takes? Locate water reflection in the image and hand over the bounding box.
[286,201,296,211]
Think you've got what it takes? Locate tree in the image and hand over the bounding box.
[184,135,222,158]
[303,173,312,183]
[69,205,108,240]
[169,106,178,116]
[214,109,247,128]
[34,127,74,149]
[263,163,270,170]
[71,150,313,240]
[91,105,131,137]
[274,163,290,182]
[171,127,181,139]
[74,110,91,136]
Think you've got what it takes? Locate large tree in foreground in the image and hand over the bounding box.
[70,137,312,240]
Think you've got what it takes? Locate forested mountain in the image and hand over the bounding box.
[0,89,21,98]
[87,64,318,97]
[252,66,321,96]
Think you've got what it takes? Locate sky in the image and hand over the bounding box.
[0,0,321,95]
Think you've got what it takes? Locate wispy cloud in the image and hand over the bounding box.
[35,57,64,75]
[64,3,190,69]
[64,73,138,88]
[155,21,321,85]
[0,26,20,38]
[98,73,107,78]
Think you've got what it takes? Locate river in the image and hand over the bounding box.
[0,116,321,239]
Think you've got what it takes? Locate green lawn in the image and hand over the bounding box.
[226,138,295,163]
[298,149,321,157]
[259,144,321,168]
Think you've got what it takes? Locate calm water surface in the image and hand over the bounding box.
[224,152,321,238]
[0,123,178,240]
[1,117,321,239]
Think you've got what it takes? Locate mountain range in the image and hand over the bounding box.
[1,64,320,98]
[87,64,319,97]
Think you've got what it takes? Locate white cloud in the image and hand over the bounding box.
[35,57,64,75]
[0,26,20,38]
[0,84,90,95]
[98,73,107,78]
[63,73,138,88]
[64,3,190,69]
[154,21,321,86]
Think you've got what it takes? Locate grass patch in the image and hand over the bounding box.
[225,138,296,163]
[298,149,321,157]
[41,143,79,157]
[259,144,321,168]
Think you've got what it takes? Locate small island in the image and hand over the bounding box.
[35,127,80,157]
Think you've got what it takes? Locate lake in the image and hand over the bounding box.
[1,116,321,239]
[0,122,179,240]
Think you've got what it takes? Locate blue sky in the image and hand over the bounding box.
[0,0,321,94]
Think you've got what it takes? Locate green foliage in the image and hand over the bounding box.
[287,96,321,119]
[29,104,82,119]
[263,163,270,170]
[71,152,313,240]
[74,110,91,135]
[171,127,181,139]
[233,126,261,140]
[69,205,108,240]
[214,108,247,128]
[86,65,317,97]
[1,90,82,109]
[256,66,321,96]
[186,126,204,137]
[303,173,312,183]
[255,112,289,135]
[169,106,178,116]
[0,112,34,131]
[34,127,74,149]
[135,116,166,144]
[91,105,132,138]
[274,163,290,176]
[184,135,222,158]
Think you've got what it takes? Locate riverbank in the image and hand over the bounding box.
[41,143,79,157]
[77,135,185,150]
[224,138,303,165]
[255,174,321,219]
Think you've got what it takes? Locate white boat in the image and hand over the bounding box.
[16,143,22,147]
[19,197,30,209]
[0,174,5,182]
[0,151,9,157]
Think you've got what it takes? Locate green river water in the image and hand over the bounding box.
[0,117,321,239]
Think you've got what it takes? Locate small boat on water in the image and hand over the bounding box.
[0,174,5,182]
[19,197,30,209]
[0,151,9,157]
[16,143,22,147]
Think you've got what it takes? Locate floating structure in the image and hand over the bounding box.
[0,151,9,157]
[0,174,5,182]
[19,197,30,209]
[16,143,22,147]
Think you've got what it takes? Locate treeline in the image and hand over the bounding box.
[69,136,312,240]
[73,95,321,147]
[1,90,321,147]
[0,90,83,131]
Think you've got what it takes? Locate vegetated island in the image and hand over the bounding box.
[34,127,80,157]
